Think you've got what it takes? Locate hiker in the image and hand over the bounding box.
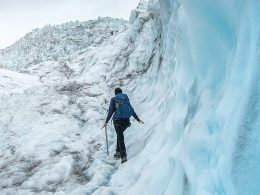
[102,87,144,163]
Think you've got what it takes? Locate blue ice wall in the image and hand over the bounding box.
[157,0,260,194]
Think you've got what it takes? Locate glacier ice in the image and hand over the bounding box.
[1,0,260,195]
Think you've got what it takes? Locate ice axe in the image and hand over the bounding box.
[105,126,109,156]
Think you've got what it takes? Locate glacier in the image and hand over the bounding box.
[0,0,260,194]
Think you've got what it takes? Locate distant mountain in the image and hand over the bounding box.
[0,17,127,71]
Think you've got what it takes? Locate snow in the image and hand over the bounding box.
[0,18,127,71]
[1,0,260,194]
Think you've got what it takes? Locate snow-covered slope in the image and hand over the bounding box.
[0,1,160,194]
[0,17,127,71]
[1,0,260,195]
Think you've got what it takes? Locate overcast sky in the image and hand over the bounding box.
[0,0,140,49]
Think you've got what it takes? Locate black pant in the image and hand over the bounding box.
[113,119,130,158]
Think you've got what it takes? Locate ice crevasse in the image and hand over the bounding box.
[100,0,260,194]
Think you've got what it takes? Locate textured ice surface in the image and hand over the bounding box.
[1,0,260,194]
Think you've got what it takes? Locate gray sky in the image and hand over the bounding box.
[0,0,140,49]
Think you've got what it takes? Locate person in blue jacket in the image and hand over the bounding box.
[102,87,144,163]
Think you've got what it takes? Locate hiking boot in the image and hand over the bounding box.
[121,156,127,164]
[114,152,121,159]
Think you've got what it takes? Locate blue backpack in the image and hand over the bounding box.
[114,93,133,119]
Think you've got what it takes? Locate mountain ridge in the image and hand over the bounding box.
[0,17,128,71]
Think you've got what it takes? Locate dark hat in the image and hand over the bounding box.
[115,87,122,95]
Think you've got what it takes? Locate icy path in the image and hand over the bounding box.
[0,56,150,194]
[0,68,127,194]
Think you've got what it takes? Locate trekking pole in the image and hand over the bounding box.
[105,126,109,156]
